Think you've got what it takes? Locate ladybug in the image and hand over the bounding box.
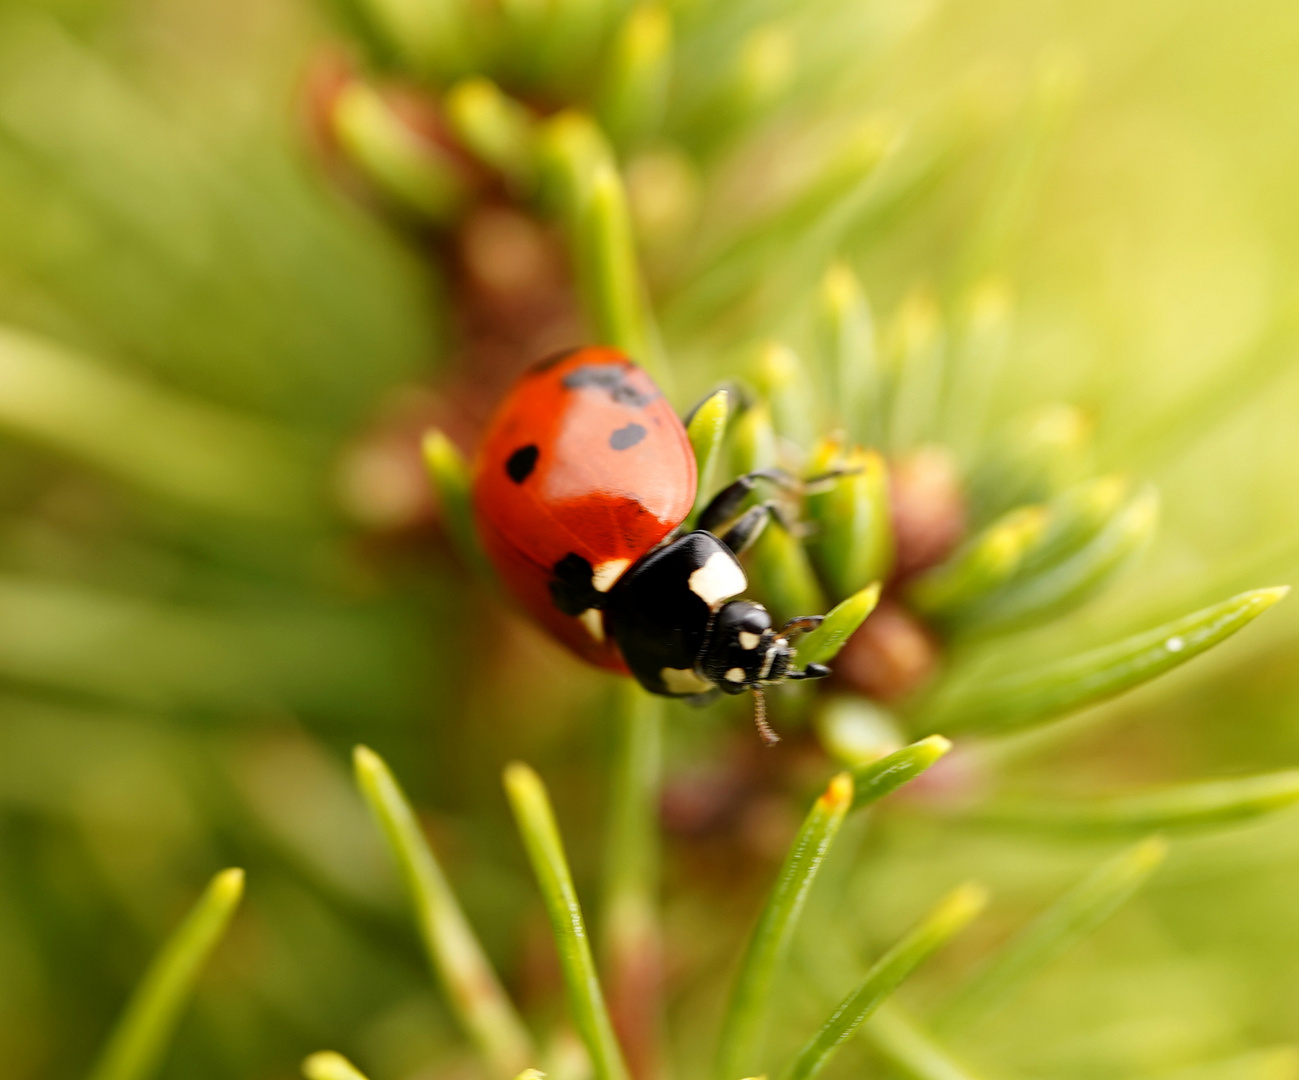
[471,347,830,742]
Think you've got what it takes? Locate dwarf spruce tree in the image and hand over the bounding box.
[0,1,1295,1079]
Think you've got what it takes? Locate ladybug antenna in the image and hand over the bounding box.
[751,686,780,746]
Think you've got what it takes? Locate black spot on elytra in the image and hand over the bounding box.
[506,444,539,484]
[549,552,601,616]
[562,363,657,407]
[609,422,647,450]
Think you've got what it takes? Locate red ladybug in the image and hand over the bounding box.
[472,347,829,740]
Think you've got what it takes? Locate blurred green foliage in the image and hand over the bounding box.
[1,0,1299,1079]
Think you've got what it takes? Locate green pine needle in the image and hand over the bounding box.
[504,762,631,1080]
[975,772,1299,834]
[685,387,730,523]
[303,1051,373,1080]
[919,586,1289,736]
[602,683,664,940]
[0,325,312,521]
[716,772,854,1080]
[956,486,1160,634]
[354,0,474,78]
[937,837,1166,1030]
[849,735,953,812]
[582,163,663,378]
[332,81,469,222]
[422,429,494,581]
[797,583,882,668]
[600,683,665,1064]
[805,444,894,601]
[908,506,1047,620]
[87,868,245,1080]
[749,515,829,622]
[752,342,818,448]
[778,883,988,1080]
[729,400,778,475]
[354,746,533,1079]
[444,77,538,191]
[818,262,879,446]
[599,4,673,147]
[865,1005,983,1080]
[541,111,662,380]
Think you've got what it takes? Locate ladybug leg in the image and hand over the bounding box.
[803,465,865,491]
[786,663,832,681]
[697,468,796,534]
[718,501,784,555]
[779,614,824,637]
[548,552,603,616]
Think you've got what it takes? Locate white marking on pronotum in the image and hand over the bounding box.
[688,551,747,609]
[725,667,747,683]
[738,631,761,650]
[593,558,631,592]
[1165,636,1186,653]
[579,608,605,642]
[660,666,713,694]
[758,643,779,681]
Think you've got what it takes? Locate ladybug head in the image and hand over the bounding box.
[698,599,831,745]
[700,601,794,694]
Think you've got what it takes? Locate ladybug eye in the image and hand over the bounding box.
[741,608,771,634]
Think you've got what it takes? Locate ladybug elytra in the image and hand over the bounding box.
[471,347,830,742]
